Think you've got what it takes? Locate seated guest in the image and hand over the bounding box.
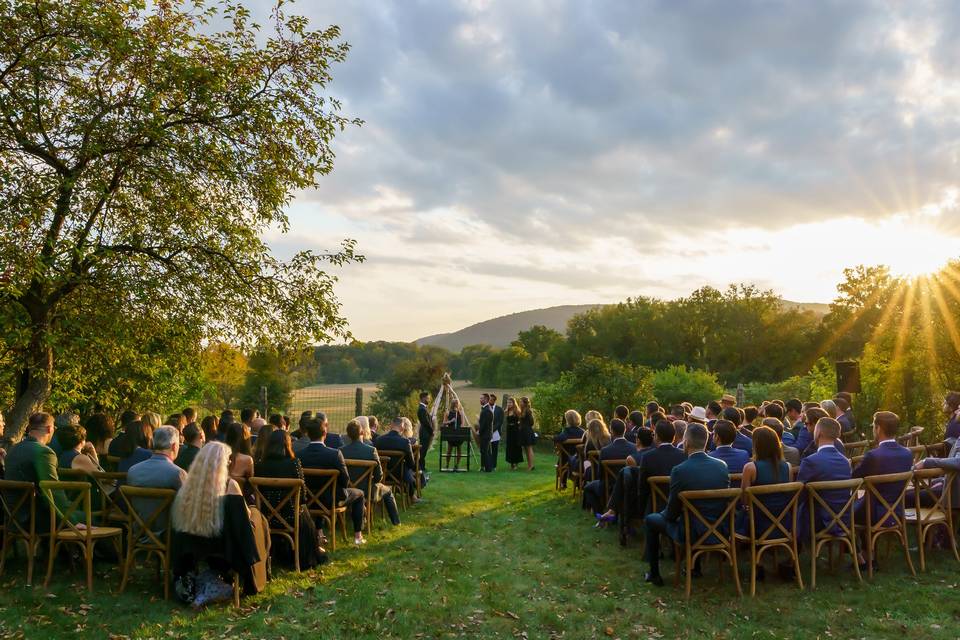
[582,419,639,515]
[797,417,852,540]
[250,417,266,440]
[199,415,219,445]
[268,414,285,431]
[852,411,912,568]
[672,420,687,447]
[943,391,960,443]
[166,413,187,432]
[643,402,661,428]
[108,410,142,458]
[297,417,366,545]
[708,420,750,473]
[318,413,344,449]
[175,422,205,471]
[554,409,585,489]
[821,399,840,420]
[799,407,846,458]
[368,416,381,442]
[251,422,275,465]
[643,423,729,586]
[84,413,116,457]
[783,399,803,444]
[595,426,658,528]
[291,411,312,444]
[341,420,401,526]
[761,418,800,466]
[375,417,420,503]
[835,393,856,435]
[794,406,825,456]
[116,420,154,472]
[49,411,81,457]
[57,424,103,473]
[581,417,611,482]
[5,412,73,528]
[223,422,254,500]
[915,437,960,508]
[255,430,325,568]
[182,407,197,431]
[743,405,759,431]
[739,425,793,572]
[400,417,418,445]
[626,410,646,443]
[171,442,270,604]
[722,408,752,455]
[762,403,787,439]
[634,420,687,516]
[128,426,188,531]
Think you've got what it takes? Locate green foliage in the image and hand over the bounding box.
[309,342,449,384]
[199,342,249,410]
[650,365,723,407]
[367,350,450,420]
[239,348,294,414]
[0,0,361,438]
[533,357,652,431]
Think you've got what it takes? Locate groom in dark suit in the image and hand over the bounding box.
[417,392,434,473]
[490,393,504,470]
[477,393,494,472]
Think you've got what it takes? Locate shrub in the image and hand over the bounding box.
[651,365,723,407]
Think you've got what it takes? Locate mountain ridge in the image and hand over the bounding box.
[416,300,830,352]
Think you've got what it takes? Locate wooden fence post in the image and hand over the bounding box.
[355,387,363,417]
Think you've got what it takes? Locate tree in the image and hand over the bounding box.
[650,365,723,407]
[240,348,293,414]
[200,342,248,410]
[0,1,362,439]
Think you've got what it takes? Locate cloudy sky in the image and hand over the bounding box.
[258,0,960,342]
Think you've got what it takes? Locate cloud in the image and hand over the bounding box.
[244,1,960,340]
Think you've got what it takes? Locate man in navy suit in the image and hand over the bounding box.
[582,419,638,514]
[708,420,750,474]
[476,393,494,472]
[721,407,753,456]
[417,392,434,473]
[635,420,688,516]
[797,417,852,542]
[490,394,504,470]
[376,417,420,502]
[835,393,856,435]
[554,410,585,489]
[296,417,366,545]
[316,411,343,449]
[852,411,912,567]
[643,423,729,586]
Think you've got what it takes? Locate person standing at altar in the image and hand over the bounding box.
[490,394,504,470]
[478,393,494,472]
[417,391,434,474]
[443,398,465,471]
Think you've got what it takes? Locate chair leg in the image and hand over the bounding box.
[731,545,741,597]
[865,531,874,579]
[329,514,336,552]
[44,539,56,589]
[684,548,693,600]
[948,522,960,563]
[233,574,241,608]
[918,524,926,572]
[86,541,94,592]
[26,539,36,588]
[163,552,171,601]
[849,538,862,583]
[120,540,134,594]
[294,533,301,573]
[901,526,916,577]
[810,541,818,590]
[792,541,804,590]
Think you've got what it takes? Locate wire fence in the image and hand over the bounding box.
[286,384,372,434]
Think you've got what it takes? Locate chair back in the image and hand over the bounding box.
[907,446,927,464]
[743,482,803,544]
[57,467,89,481]
[728,472,743,488]
[679,488,742,549]
[102,455,121,472]
[379,450,407,491]
[844,440,870,458]
[911,468,955,523]
[906,427,924,447]
[248,478,302,541]
[301,468,338,517]
[600,459,627,505]
[0,480,36,541]
[38,481,93,538]
[344,459,378,496]
[586,449,599,480]
[648,476,671,512]
[805,478,863,541]
[555,439,579,483]
[91,471,127,524]
[118,486,175,550]
[861,471,913,530]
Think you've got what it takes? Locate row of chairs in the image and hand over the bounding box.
[0,449,419,597]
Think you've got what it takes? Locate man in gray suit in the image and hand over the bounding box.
[127,426,188,531]
[340,420,401,526]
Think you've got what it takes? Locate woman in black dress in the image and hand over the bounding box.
[519,396,536,471]
[505,397,524,469]
[444,399,465,470]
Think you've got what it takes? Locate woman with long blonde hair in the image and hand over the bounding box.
[518,397,537,472]
[172,442,240,538]
[583,418,611,481]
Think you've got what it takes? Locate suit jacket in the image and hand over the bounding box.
[417,403,434,436]
[794,428,813,456]
[553,426,585,444]
[921,438,960,508]
[708,445,749,474]
[127,454,188,530]
[291,436,311,454]
[782,444,801,467]
[492,405,505,435]
[324,433,344,449]
[340,440,384,485]
[637,443,687,514]
[852,440,913,523]
[375,430,416,473]
[477,405,493,441]
[663,452,730,541]
[174,444,200,471]
[3,436,71,525]
[732,430,753,456]
[296,442,350,505]
[798,445,852,535]
[600,438,638,462]
[838,410,856,434]
[801,437,845,459]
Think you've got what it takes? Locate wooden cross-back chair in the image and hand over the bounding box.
[301,469,347,551]
[908,446,928,465]
[805,478,863,588]
[736,482,804,596]
[676,488,743,599]
[91,471,127,525]
[379,450,410,509]
[554,439,579,491]
[906,469,959,571]
[728,473,743,489]
[648,476,671,513]
[118,486,176,598]
[0,480,40,586]
[102,455,121,472]
[344,459,378,534]
[854,471,915,579]
[38,480,123,591]
[586,450,600,484]
[600,459,627,508]
[249,478,303,573]
[844,440,871,459]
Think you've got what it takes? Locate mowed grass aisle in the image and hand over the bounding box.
[1,450,958,639]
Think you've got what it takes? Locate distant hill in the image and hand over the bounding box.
[416,300,829,353]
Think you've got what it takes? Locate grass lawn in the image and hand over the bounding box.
[2,445,958,639]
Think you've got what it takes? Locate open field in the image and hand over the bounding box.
[289,381,531,432]
[2,454,958,639]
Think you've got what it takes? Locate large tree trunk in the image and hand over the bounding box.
[4,329,53,444]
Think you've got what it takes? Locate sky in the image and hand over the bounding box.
[255,0,960,343]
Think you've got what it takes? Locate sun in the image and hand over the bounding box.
[875,223,953,280]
